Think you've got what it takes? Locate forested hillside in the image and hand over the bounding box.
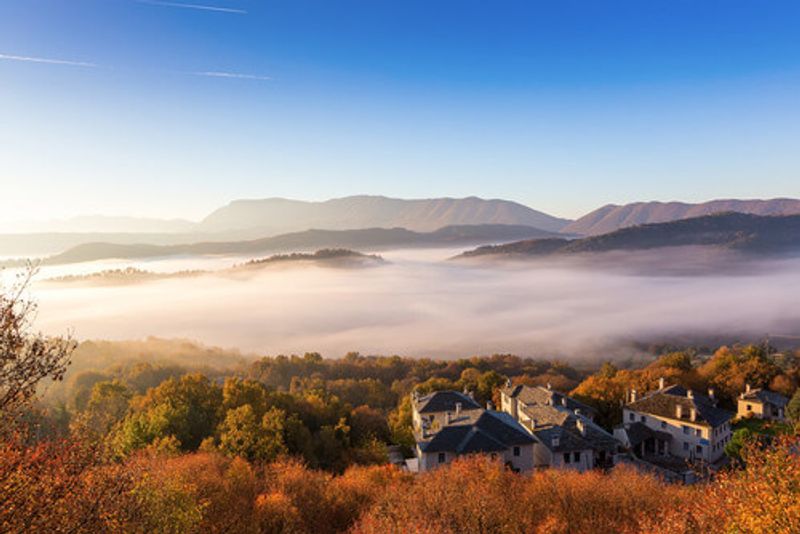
[460,212,800,258]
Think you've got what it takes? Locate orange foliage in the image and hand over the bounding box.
[352,456,687,534]
[3,432,798,534]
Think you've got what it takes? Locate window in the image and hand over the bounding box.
[563,453,571,464]
[629,413,635,421]
[640,415,646,423]
[682,425,691,435]
[696,445,702,454]
[438,453,446,464]
[695,428,701,437]
[573,452,580,463]
[746,404,752,411]
[513,446,520,457]
[660,421,667,429]
[683,442,689,451]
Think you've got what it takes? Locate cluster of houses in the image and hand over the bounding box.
[405,378,790,483]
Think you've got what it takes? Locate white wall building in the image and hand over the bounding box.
[622,381,733,464]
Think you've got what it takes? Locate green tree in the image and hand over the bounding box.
[71,379,132,443]
[725,428,754,461]
[218,405,288,462]
[477,370,506,406]
[787,388,800,423]
[222,377,268,418]
[111,373,222,455]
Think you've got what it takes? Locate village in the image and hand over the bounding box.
[405,379,789,483]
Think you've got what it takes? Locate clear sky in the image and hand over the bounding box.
[1,0,800,226]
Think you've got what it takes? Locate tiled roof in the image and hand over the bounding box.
[532,425,590,453]
[502,385,597,417]
[414,390,482,414]
[522,403,618,453]
[628,385,733,427]
[741,388,789,407]
[418,410,534,454]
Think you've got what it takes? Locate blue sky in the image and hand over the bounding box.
[1,0,799,224]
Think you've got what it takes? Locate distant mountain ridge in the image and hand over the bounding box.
[6,224,561,267]
[564,198,800,235]
[459,213,800,259]
[199,195,571,234]
[0,195,571,256]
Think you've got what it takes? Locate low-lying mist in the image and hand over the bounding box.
[23,247,800,359]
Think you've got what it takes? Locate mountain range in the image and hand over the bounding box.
[563,198,800,235]
[7,224,561,267]
[2,195,800,259]
[459,212,800,259]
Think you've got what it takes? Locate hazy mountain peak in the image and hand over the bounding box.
[199,195,571,234]
[564,198,800,235]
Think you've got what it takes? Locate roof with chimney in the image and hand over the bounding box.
[740,387,788,408]
[417,410,534,454]
[627,384,733,428]
[501,384,597,418]
[520,404,618,453]
[413,390,482,414]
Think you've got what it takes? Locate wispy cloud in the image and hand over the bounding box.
[137,0,247,14]
[0,53,97,68]
[192,71,272,81]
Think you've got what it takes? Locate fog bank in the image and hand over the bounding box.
[25,248,800,359]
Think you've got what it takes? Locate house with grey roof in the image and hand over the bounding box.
[621,378,733,464]
[501,383,598,421]
[499,383,619,471]
[411,390,535,473]
[412,390,483,439]
[737,384,788,421]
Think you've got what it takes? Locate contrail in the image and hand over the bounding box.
[137,0,247,14]
[0,53,97,68]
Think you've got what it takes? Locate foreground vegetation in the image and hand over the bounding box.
[2,434,798,533]
[3,270,800,532]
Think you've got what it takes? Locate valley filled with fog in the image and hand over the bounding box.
[11,247,799,359]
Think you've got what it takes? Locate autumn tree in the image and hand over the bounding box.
[0,267,74,420]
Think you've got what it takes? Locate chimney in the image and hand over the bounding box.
[690,407,697,422]
[547,383,552,390]
[505,378,512,388]
[630,389,638,403]
[561,397,568,407]
[575,408,581,417]
[745,383,751,394]
[531,419,538,430]
[445,411,452,425]
[708,388,715,400]
[687,389,694,399]
[551,436,560,448]
[486,401,494,411]
[577,419,587,436]
[455,402,462,419]
[676,404,684,419]
[658,377,665,390]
